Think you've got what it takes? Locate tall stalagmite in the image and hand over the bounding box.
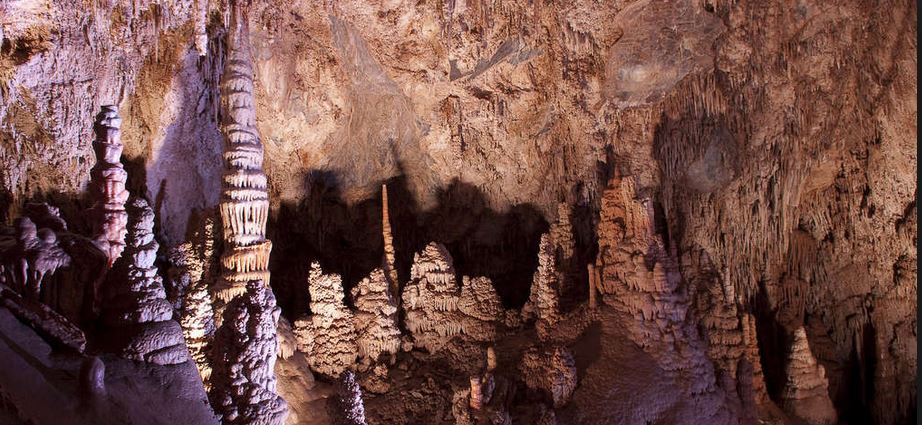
[381,184,398,296]
[216,0,272,303]
[88,105,129,268]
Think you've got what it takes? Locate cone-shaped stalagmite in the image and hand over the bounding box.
[88,106,129,268]
[780,327,837,425]
[100,198,189,365]
[293,262,358,378]
[216,0,272,303]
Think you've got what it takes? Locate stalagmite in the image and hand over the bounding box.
[293,262,358,378]
[741,313,769,405]
[522,234,561,339]
[351,268,400,365]
[402,243,504,352]
[519,346,578,408]
[381,184,398,296]
[486,346,497,372]
[215,0,272,303]
[172,213,218,383]
[88,105,129,268]
[100,198,189,365]
[210,280,288,425]
[587,264,597,309]
[331,370,368,425]
[779,327,837,425]
[469,376,484,410]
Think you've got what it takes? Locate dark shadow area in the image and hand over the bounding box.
[752,281,789,403]
[267,171,549,319]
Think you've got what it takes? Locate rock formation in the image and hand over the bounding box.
[351,268,400,366]
[330,370,368,425]
[173,215,218,383]
[522,234,561,339]
[193,0,209,56]
[100,198,189,365]
[88,106,129,268]
[215,0,272,303]
[381,184,398,296]
[779,327,837,425]
[0,217,70,299]
[210,280,288,425]
[293,262,358,378]
[519,346,577,408]
[403,243,504,352]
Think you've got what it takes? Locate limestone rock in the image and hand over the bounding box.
[88,106,129,268]
[210,280,288,425]
[351,268,400,365]
[330,370,368,425]
[293,262,358,378]
[519,346,577,408]
[779,327,837,425]
[101,198,189,365]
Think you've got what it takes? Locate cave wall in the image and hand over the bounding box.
[0,0,916,423]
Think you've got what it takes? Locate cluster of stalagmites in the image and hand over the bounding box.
[210,280,288,425]
[452,348,512,425]
[88,105,129,268]
[293,262,359,378]
[522,233,562,339]
[101,198,189,365]
[351,268,401,366]
[402,243,505,352]
[0,215,70,300]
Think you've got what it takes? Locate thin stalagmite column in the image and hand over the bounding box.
[88,106,129,268]
[381,184,398,296]
[588,263,597,309]
[216,0,272,303]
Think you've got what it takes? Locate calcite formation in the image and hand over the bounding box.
[210,280,288,425]
[519,346,578,408]
[779,327,837,425]
[522,234,562,339]
[0,217,70,300]
[88,106,129,268]
[380,184,398,295]
[100,198,189,365]
[402,243,504,352]
[215,0,272,302]
[0,286,86,352]
[173,215,218,383]
[293,262,358,378]
[350,268,400,366]
[330,370,368,425]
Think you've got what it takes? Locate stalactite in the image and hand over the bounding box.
[381,184,398,296]
[216,0,272,303]
[100,198,189,365]
[194,0,209,56]
[210,280,288,425]
[0,217,70,300]
[88,105,128,268]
